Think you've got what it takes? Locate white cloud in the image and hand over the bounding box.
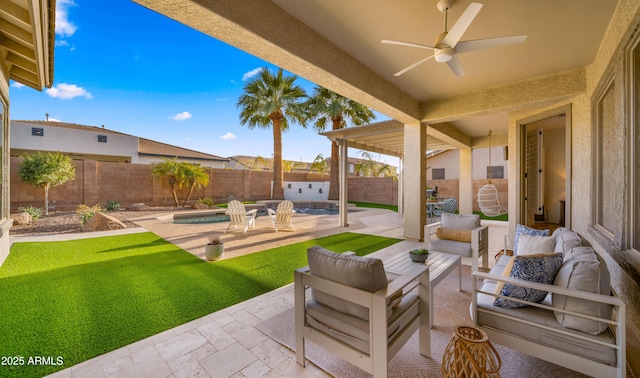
[11,82,25,88]
[45,83,93,99]
[220,132,236,140]
[170,111,192,121]
[242,67,263,81]
[216,97,228,102]
[56,0,78,37]
[55,40,69,47]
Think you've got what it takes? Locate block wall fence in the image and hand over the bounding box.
[9,158,506,213]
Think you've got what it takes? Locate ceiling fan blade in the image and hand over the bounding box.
[381,39,436,50]
[455,35,527,54]
[442,2,483,48]
[446,54,465,77]
[393,55,434,76]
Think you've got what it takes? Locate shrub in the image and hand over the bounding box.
[77,204,103,225]
[18,206,43,220]
[198,197,215,207]
[105,200,121,211]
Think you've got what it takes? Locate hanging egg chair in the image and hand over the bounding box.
[477,131,508,217]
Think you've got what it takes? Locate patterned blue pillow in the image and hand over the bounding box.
[494,253,563,308]
[514,224,550,255]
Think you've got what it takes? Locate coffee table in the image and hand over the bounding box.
[385,251,461,328]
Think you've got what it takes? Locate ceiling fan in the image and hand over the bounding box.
[381,0,527,77]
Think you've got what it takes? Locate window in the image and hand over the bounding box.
[630,32,640,252]
[593,74,617,236]
[31,127,44,136]
[98,135,107,143]
[432,168,445,180]
[487,166,504,179]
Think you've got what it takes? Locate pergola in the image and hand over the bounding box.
[321,119,505,236]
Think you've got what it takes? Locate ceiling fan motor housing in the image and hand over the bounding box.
[437,0,455,12]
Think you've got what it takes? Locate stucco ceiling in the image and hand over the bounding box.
[272,0,616,103]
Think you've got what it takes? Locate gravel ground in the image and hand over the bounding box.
[9,207,194,236]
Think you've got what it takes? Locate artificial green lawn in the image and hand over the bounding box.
[0,231,400,377]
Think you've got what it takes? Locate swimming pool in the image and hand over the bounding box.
[172,207,340,224]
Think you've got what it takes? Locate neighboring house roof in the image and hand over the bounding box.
[138,138,227,162]
[13,120,228,163]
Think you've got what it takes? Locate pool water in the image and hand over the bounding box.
[173,207,339,224]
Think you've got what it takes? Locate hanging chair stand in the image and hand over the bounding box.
[477,131,508,217]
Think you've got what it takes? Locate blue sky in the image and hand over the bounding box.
[9,0,395,165]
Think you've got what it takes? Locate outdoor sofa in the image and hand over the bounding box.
[471,227,626,378]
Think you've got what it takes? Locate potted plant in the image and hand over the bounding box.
[205,235,224,261]
[409,248,429,262]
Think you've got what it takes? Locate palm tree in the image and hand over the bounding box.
[237,68,308,199]
[306,87,375,199]
[151,158,182,207]
[177,163,210,206]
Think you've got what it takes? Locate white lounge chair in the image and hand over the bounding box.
[224,200,257,233]
[267,200,295,232]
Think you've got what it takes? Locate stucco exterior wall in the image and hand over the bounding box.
[10,122,139,161]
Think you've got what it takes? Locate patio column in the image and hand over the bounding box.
[459,148,473,214]
[338,138,348,227]
[403,122,426,241]
[398,155,404,216]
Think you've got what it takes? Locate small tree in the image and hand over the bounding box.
[310,153,329,173]
[18,151,76,215]
[151,158,182,207]
[177,163,210,206]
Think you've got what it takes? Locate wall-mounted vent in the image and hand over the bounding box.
[98,135,107,143]
[32,127,44,136]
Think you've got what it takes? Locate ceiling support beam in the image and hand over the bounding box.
[427,122,471,149]
[420,68,586,124]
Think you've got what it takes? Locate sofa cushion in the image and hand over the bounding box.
[553,246,613,335]
[436,227,472,243]
[514,224,549,255]
[494,252,563,308]
[307,246,388,321]
[441,213,480,230]
[517,234,556,256]
[551,227,582,255]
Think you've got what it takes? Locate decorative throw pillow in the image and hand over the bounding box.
[494,252,563,309]
[516,234,556,256]
[436,227,472,243]
[514,224,550,255]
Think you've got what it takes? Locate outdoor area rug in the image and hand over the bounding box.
[256,266,586,377]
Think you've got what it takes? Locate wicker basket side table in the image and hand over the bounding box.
[442,325,501,377]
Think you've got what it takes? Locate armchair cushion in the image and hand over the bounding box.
[436,227,472,243]
[441,213,480,230]
[307,246,388,321]
[553,246,612,335]
[494,252,563,308]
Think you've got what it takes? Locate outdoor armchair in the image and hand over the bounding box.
[426,213,489,273]
[294,246,430,378]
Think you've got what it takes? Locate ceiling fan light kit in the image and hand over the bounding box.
[382,1,527,77]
